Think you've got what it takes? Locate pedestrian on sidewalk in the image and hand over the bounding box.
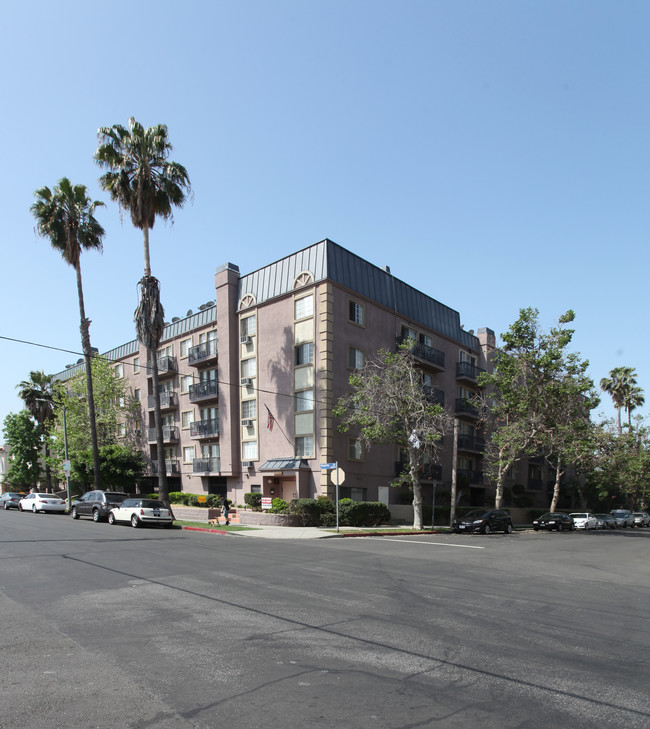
[222,496,230,526]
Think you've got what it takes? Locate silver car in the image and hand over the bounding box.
[610,509,635,528]
[633,512,650,528]
[108,499,173,528]
[569,512,598,530]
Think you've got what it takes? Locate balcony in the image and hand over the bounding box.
[394,462,442,480]
[147,426,179,443]
[188,339,218,366]
[189,380,219,403]
[193,457,221,474]
[396,336,445,370]
[151,459,180,475]
[147,356,177,378]
[424,386,445,407]
[457,434,485,453]
[457,469,484,485]
[190,418,219,438]
[456,361,486,383]
[147,391,177,410]
[455,398,479,418]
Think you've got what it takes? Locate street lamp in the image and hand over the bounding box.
[37,399,71,511]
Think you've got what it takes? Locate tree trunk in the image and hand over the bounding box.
[143,227,152,278]
[410,450,423,530]
[549,456,562,512]
[449,418,459,525]
[494,456,505,510]
[76,264,102,491]
[149,346,169,503]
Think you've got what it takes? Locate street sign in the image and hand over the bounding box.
[320,463,336,470]
[335,467,346,486]
[62,460,71,473]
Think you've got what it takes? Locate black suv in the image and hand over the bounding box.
[452,509,514,534]
[70,491,129,522]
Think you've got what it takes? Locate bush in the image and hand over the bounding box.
[244,493,262,511]
[269,498,288,513]
[338,500,390,527]
[287,498,323,526]
[316,495,335,513]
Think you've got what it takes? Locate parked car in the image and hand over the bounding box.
[594,513,617,530]
[633,512,650,528]
[108,499,173,528]
[569,512,598,530]
[0,492,23,510]
[532,512,574,531]
[18,493,66,514]
[451,509,513,534]
[610,509,635,528]
[70,491,129,522]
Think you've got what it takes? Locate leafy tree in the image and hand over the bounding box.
[48,356,140,488]
[480,308,597,511]
[31,178,105,490]
[16,371,56,490]
[95,118,191,504]
[334,346,450,529]
[2,411,42,489]
[600,367,641,434]
[72,444,146,491]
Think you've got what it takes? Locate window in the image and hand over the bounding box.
[349,300,364,326]
[250,484,262,494]
[294,295,313,320]
[134,388,141,402]
[348,347,364,370]
[183,446,195,463]
[200,368,217,382]
[242,441,258,460]
[401,325,417,341]
[180,338,192,358]
[133,357,140,374]
[460,351,476,366]
[242,400,257,419]
[295,389,314,412]
[295,342,314,366]
[117,396,125,408]
[158,345,172,358]
[340,487,367,501]
[348,438,363,461]
[295,435,314,458]
[115,363,124,378]
[422,373,432,389]
[180,375,193,393]
[241,315,256,336]
[117,422,126,437]
[181,411,194,429]
[420,333,432,348]
[241,358,256,378]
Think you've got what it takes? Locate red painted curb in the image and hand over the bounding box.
[181,526,227,535]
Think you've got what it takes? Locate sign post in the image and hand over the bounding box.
[320,462,341,532]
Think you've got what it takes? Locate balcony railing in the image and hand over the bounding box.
[456,361,486,381]
[193,457,221,473]
[457,434,485,452]
[423,386,445,406]
[396,336,445,369]
[455,398,479,417]
[190,418,219,438]
[189,380,218,402]
[147,426,178,443]
[146,356,177,377]
[457,469,484,485]
[188,339,218,366]
[394,462,442,480]
[151,459,179,475]
[147,391,177,410]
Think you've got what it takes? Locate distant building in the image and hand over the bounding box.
[53,239,553,509]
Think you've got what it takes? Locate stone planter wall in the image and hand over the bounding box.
[238,511,304,527]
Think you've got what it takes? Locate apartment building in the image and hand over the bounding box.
[53,239,516,509]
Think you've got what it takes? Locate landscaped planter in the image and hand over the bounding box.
[238,512,304,527]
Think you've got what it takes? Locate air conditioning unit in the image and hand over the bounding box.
[134,429,142,436]
[240,377,253,386]
[242,461,253,468]
[241,419,254,427]
[240,335,252,344]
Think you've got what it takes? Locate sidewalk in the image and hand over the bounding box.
[182,524,343,539]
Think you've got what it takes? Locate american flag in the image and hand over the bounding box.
[266,408,275,431]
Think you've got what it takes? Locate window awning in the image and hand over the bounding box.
[258,458,311,472]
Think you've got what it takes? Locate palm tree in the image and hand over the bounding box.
[624,384,645,426]
[17,371,56,490]
[95,118,191,503]
[31,178,104,490]
[600,366,639,434]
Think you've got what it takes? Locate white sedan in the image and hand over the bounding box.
[569,512,598,530]
[107,498,173,528]
[19,493,66,514]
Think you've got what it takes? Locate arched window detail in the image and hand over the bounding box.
[293,271,314,289]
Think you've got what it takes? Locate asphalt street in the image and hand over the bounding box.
[0,510,648,729]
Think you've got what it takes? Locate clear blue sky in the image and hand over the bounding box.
[1,0,648,430]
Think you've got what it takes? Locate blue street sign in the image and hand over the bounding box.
[320,463,336,469]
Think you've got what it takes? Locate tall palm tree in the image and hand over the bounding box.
[624,384,645,426]
[31,178,104,490]
[600,366,638,434]
[95,118,191,503]
[17,370,56,490]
